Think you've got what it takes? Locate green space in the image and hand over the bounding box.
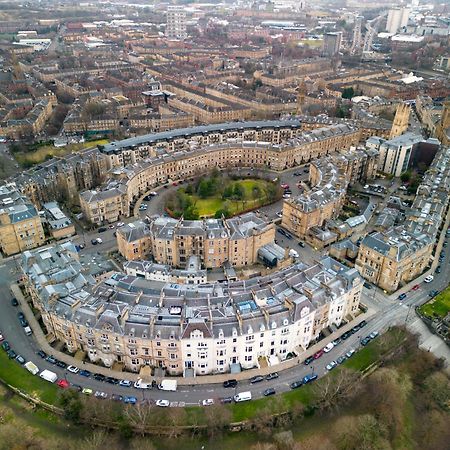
[419,287,450,319]
[166,170,282,219]
[0,349,58,405]
[11,139,108,168]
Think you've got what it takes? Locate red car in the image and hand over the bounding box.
[411,284,420,291]
[313,349,324,359]
[56,379,70,389]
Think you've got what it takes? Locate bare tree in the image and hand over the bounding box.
[312,368,361,412]
[203,404,232,437]
[124,402,153,436]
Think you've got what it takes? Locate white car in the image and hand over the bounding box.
[67,365,79,374]
[201,398,214,406]
[156,399,170,407]
[117,222,125,227]
[276,212,283,218]
[424,275,434,283]
[95,391,108,399]
[326,361,337,371]
[149,191,158,196]
[323,342,334,353]
[96,238,102,244]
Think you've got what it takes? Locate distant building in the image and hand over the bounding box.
[322,32,342,57]
[389,103,411,139]
[165,6,187,40]
[42,202,75,240]
[386,8,410,34]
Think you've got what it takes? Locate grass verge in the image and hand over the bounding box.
[0,349,58,405]
[419,287,450,319]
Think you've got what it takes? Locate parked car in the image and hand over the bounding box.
[57,379,70,389]
[123,396,137,404]
[435,266,441,274]
[298,241,305,248]
[250,375,264,384]
[302,374,318,384]
[0,332,3,343]
[266,372,279,381]
[117,222,125,227]
[67,365,79,374]
[220,397,233,404]
[98,227,107,233]
[411,284,420,291]
[156,399,170,407]
[290,380,303,389]
[201,399,214,406]
[424,275,434,283]
[313,349,324,359]
[15,354,26,365]
[323,342,334,353]
[45,355,57,364]
[105,376,118,385]
[369,331,379,339]
[304,356,314,365]
[326,361,337,371]
[56,360,67,369]
[223,379,238,388]
[333,337,342,346]
[429,290,439,298]
[119,379,132,387]
[1,341,10,351]
[79,370,91,377]
[11,298,18,306]
[398,293,407,301]
[82,388,93,396]
[95,391,108,399]
[361,337,371,346]
[37,350,47,359]
[263,388,276,396]
[363,282,372,289]
[111,394,124,402]
[345,349,356,359]
[7,349,17,359]
[336,355,347,365]
[91,239,98,245]
[93,373,106,382]
[359,320,367,328]
[341,331,351,340]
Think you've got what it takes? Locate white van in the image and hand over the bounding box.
[39,369,57,383]
[234,391,252,403]
[158,379,177,391]
[24,326,32,336]
[24,361,39,375]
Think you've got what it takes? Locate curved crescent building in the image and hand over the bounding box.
[21,242,362,376]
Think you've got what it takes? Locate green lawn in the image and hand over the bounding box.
[343,345,377,371]
[14,139,108,167]
[183,179,275,218]
[0,349,58,405]
[419,287,450,319]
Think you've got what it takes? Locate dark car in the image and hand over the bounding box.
[17,311,25,320]
[220,396,233,404]
[2,341,10,351]
[298,241,305,248]
[302,374,318,384]
[37,350,47,359]
[91,239,98,245]
[304,356,314,365]
[398,293,407,301]
[105,376,118,385]
[341,331,351,340]
[333,337,342,346]
[98,227,107,233]
[11,298,18,306]
[263,388,276,396]
[361,337,371,346]
[56,360,67,369]
[429,290,439,297]
[111,394,124,402]
[290,380,303,389]
[93,373,106,382]
[46,355,57,364]
[15,354,26,365]
[351,325,361,334]
[19,317,28,327]
[250,375,264,384]
[79,369,91,377]
[435,266,441,274]
[266,372,279,381]
[7,349,17,359]
[223,379,238,388]
[359,320,367,328]
[363,282,372,289]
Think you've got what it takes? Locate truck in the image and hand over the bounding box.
[234,391,252,403]
[39,369,57,383]
[24,361,39,375]
[158,379,177,391]
[24,326,32,336]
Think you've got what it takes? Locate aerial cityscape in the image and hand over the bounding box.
[0,0,448,449]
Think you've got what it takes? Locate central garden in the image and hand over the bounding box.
[165,169,282,219]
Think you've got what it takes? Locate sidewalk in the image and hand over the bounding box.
[11,281,375,386]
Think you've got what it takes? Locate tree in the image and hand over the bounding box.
[124,402,153,436]
[198,179,211,198]
[58,389,83,423]
[233,182,245,200]
[400,171,411,183]
[252,185,262,200]
[203,404,233,438]
[312,368,361,412]
[342,87,355,99]
[423,371,450,410]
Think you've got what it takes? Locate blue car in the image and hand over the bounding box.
[398,293,407,301]
[79,370,91,377]
[124,396,137,404]
[302,374,318,384]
